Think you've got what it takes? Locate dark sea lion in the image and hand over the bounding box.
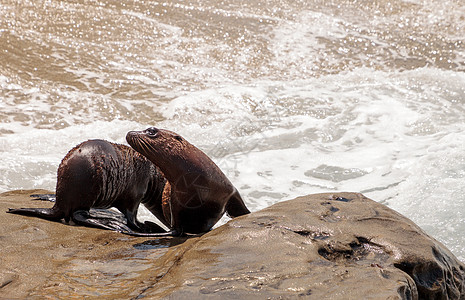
[7,139,169,236]
[126,127,250,236]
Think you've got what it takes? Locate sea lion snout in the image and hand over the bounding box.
[126,130,145,145]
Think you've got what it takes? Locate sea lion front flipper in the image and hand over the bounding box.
[138,220,169,233]
[225,191,250,218]
[122,209,168,233]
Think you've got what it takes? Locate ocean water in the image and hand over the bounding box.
[1,0,464,261]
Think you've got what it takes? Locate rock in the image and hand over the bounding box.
[0,190,188,298]
[1,190,464,299]
[140,192,465,299]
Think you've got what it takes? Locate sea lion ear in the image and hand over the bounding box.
[174,135,183,142]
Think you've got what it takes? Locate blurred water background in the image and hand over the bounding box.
[1,0,464,260]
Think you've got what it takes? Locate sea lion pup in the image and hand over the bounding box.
[7,139,169,236]
[126,127,250,236]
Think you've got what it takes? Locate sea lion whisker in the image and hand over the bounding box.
[138,139,154,155]
[143,141,158,155]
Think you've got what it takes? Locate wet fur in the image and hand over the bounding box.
[7,140,168,236]
[126,127,250,236]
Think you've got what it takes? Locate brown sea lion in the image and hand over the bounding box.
[126,127,250,236]
[7,139,169,236]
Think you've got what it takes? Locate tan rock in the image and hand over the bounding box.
[142,193,465,299]
[0,190,184,298]
[1,191,464,299]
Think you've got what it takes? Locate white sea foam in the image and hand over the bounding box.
[152,67,465,259]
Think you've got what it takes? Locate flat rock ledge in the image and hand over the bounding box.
[1,190,464,299]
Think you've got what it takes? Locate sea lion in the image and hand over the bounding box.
[7,139,169,236]
[126,127,250,236]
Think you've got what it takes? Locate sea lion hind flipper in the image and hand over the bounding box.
[225,191,250,218]
[72,210,172,236]
[30,194,57,202]
[72,210,135,233]
[7,207,63,221]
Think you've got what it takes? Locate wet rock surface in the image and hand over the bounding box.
[0,190,188,298]
[1,190,464,299]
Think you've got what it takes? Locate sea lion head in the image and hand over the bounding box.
[126,127,218,181]
[126,127,187,165]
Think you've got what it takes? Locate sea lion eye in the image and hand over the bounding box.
[146,127,159,136]
[175,136,183,142]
